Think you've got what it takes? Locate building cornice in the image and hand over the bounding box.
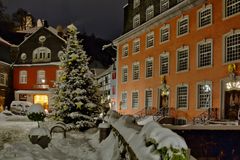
[13,62,60,67]
[113,0,206,45]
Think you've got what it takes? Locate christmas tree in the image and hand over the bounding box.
[53,24,102,130]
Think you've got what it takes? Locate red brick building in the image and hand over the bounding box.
[114,0,240,122]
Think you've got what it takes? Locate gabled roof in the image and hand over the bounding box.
[18,26,66,47]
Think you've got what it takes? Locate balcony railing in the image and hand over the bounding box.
[193,108,218,125]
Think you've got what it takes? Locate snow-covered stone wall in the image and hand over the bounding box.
[99,110,190,160]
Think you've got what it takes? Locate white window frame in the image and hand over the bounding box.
[122,44,129,58]
[177,15,189,37]
[133,14,140,28]
[160,24,170,43]
[0,73,7,86]
[223,0,240,18]
[197,4,212,29]
[197,39,213,69]
[121,91,128,110]
[176,84,188,109]
[32,47,51,62]
[145,88,153,108]
[145,57,154,78]
[146,5,154,21]
[176,46,189,73]
[122,66,128,83]
[160,0,169,13]
[19,70,27,84]
[133,38,140,54]
[133,0,140,9]
[132,90,139,108]
[196,81,212,109]
[132,62,140,80]
[146,32,154,48]
[223,30,240,64]
[160,52,169,75]
[37,70,46,84]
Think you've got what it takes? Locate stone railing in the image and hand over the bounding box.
[99,110,193,160]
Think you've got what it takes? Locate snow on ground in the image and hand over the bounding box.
[0,111,100,160]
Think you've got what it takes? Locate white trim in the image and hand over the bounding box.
[19,70,27,84]
[222,29,240,64]
[197,4,213,30]
[222,0,240,20]
[132,38,140,54]
[160,24,170,44]
[176,15,189,37]
[175,84,189,110]
[196,38,213,69]
[176,45,189,73]
[122,44,129,58]
[146,31,155,49]
[132,61,140,81]
[145,57,154,79]
[133,14,141,29]
[14,62,60,67]
[159,51,169,75]
[146,5,154,21]
[131,90,139,109]
[196,81,212,110]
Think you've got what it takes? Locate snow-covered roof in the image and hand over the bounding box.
[15,90,52,94]
[13,62,60,67]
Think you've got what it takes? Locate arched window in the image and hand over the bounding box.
[32,47,51,62]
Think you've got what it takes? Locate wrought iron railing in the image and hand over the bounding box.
[134,107,157,121]
[153,107,170,122]
[193,108,218,124]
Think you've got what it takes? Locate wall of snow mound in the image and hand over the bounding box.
[99,110,189,160]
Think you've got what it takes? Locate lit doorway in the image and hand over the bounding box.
[34,95,48,109]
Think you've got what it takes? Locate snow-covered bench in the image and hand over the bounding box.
[50,122,67,138]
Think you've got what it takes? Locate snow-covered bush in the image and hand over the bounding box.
[27,104,46,128]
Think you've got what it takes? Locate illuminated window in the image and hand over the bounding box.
[19,70,27,84]
[197,82,212,109]
[34,95,48,109]
[37,70,46,84]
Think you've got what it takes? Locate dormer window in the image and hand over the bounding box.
[133,14,140,28]
[32,47,51,63]
[133,0,140,9]
[146,5,154,21]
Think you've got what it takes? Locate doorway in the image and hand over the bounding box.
[224,90,240,120]
[34,95,49,109]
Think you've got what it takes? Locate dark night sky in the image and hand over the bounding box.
[2,0,127,40]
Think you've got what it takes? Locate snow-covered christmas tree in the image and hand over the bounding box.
[53,24,102,130]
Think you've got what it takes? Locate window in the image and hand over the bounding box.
[133,38,140,53]
[122,66,128,83]
[198,5,212,28]
[122,44,128,58]
[132,91,139,108]
[19,70,27,84]
[32,47,51,62]
[132,62,140,80]
[145,89,153,108]
[224,31,240,63]
[146,57,153,78]
[146,5,154,21]
[197,82,212,109]
[0,73,7,86]
[146,32,154,48]
[224,0,240,17]
[176,85,188,109]
[133,14,140,28]
[177,16,189,36]
[160,24,170,43]
[56,70,63,81]
[160,0,169,13]
[133,0,140,9]
[121,92,127,110]
[177,46,189,72]
[37,70,46,84]
[197,39,213,68]
[160,52,169,75]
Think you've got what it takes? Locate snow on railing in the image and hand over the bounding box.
[99,110,191,160]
